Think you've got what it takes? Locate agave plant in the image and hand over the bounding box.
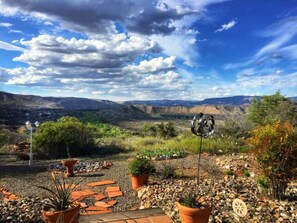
[36,172,84,211]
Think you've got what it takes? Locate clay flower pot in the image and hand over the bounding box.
[62,159,78,177]
[131,174,149,190]
[42,204,80,223]
[177,202,212,223]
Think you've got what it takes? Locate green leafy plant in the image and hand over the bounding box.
[128,156,155,175]
[36,172,83,211]
[243,169,250,177]
[256,175,270,190]
[139,148,185,160]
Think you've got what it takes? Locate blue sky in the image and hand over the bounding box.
[0,0,296,100]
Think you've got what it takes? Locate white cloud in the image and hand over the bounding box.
[0,22,13,27]
[215,20,237,33]
[124,56,176,74]
[44,21,54,26]
[0,40,25,51]
[225,17,297,69]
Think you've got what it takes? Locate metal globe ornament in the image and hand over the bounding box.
[191,113,215,138]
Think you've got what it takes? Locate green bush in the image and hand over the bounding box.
[128,156,155,175]
[33,116,95,158]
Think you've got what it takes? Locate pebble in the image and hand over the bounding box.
[48,160,111,173]
[139,177,297,223]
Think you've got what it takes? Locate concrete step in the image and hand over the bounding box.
[80,207,174,223]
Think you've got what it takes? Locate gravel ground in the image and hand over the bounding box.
[0,154,296,223]
[0,154,141,222]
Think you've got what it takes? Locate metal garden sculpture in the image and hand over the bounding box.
[191,113,215,183]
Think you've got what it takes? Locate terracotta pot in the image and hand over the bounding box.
[42,204,80,223]
[62,159,78,177]
[176,202,212,223]
[131,174,149,190]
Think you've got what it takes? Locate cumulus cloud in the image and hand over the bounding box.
[1,33,191,99]
[13,34,160,69]
[215,20,237,33]
[123,56,176,74]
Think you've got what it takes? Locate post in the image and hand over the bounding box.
[29,128,33,166]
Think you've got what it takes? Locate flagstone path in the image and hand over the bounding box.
[70,179,125,216]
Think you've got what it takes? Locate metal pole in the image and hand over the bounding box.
[29,128,33,166]
[197,135,203,184]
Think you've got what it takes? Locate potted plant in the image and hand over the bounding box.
[128,156,155,190]
[36,172,83,223]
[176,191,212,223]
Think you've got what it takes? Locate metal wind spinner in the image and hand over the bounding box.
[191,113,215,138]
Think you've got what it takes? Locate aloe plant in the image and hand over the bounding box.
[36,172,84,211]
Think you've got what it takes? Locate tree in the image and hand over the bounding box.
[33,116,95,158]
[248,91,296,126]
[247,121,297,199]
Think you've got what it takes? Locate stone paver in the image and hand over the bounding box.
[87,180,115,187]
[107,191,123,198]
[94,193,107,201]
[71,189,96,200]
[80,207,174,223]
[149,215,175,223]
[95,201,112,208]
[81,210,112,215]
[85,206,109,211]
[107,200,117,206]
[105,186,120,192]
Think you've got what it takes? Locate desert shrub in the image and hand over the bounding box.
[33,116,95,158]
[81,112,128,138]
[159,162,176,179]
[247,121,297,199]
[0,127,24,147]
[156,122,177,139]
[140,123,158,137]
